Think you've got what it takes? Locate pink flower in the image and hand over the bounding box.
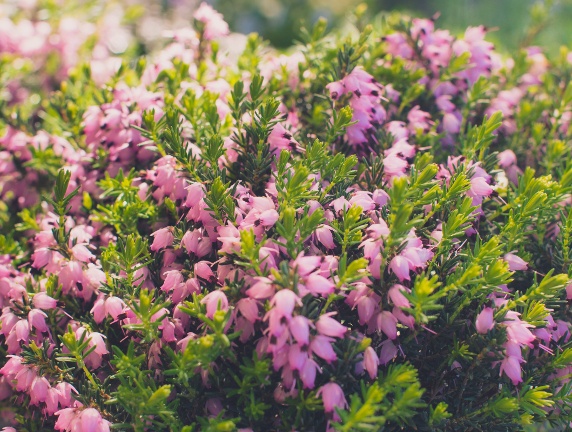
[310,335,337,363]
[388,284,410,308]
[32,292,57,309]
[389,255,411,281]
[469,176,493,197]
[289,316,311,346]
[28,309,48,333]
[14,319,30,342]
[246,277,275,299]
[56,382,77,408]
[300,358,320,389]
[91,298,106,323]
[315,225,335,249]
[71,244,94,262]
[288,344,308,371]
[268,123,298,154]
[356,295,377,325]
[161,270,183,292]
[379,340,398,365]
[104,296,125,320]
[363,346,379,379]
[442,112,461,134]
[194,261,215,282]
[500,355,522,385]
[236,298,259,323]
[150,227,174,252]
[317,382,347,421]
[182,230,212,258]
[193,2,229,40]
[326,81,345,100]
[498,150,517,168]
[270,290,301,318]
[316,313,347,338]
[504,253,528,271]
[29,376,50,405]
[15,367,35,391]
[475,307,495,334]
[377,311,398,339]
[304,273,335,296]
[54,407,79,431]
[45,387,60,414]
[201,291,229,319]
[79,408,111,432]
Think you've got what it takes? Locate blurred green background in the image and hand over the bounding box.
[208,0,572,52]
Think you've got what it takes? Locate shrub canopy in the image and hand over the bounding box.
[1,2,572,431]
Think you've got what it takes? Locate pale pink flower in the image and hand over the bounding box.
[500,355,522,385]
[201,291,229,319]
[504,253,528,271]
[315,225,335,249]
[364,346,379,379]
[475,307,495,334]
[29,376,50,405]
[79,407,111,432]
[377,311,398,339]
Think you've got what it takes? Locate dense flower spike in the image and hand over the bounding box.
[0,1,572,431]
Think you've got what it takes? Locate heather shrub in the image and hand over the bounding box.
[1,2,572,431]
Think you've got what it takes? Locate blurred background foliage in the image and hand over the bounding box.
[207,0,572,52]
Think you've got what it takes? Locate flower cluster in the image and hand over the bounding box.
[1,1,572,431]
